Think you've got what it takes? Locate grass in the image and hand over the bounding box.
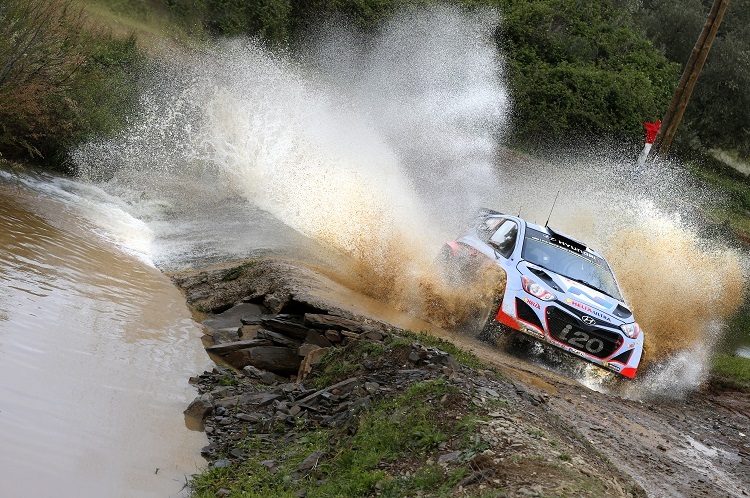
[221,260,257,281]
[73,0,199,47]
[189,378,476,497]
[687,160,750,241]
[394,330,487,370]
[712,354,750,384]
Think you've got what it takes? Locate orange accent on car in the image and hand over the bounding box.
[620,367,637,379]
[495,307,521,331]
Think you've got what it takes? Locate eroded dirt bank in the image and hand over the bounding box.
[174,258,750,497]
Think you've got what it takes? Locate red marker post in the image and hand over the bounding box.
[636,120,661,169]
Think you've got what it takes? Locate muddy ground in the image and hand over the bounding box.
[174,258,750,497]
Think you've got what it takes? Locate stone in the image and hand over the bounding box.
[296,378,360,406]
[324,330,342,342]
[298,343,322,358]
[304,314,362,331]
[364,382,380,393]
[215,396,240,408]
[210,327,241,344]
[257,328,303,348]
[305,330,333,348]
[297,347,330,379]
[213,459,232,469]
[206,339,273,356]
[478,387,500,398]
[263,294,286,313]
[242,365,288,385]
[363,330,384,341]
[262,316,309,339]
[184,393,214,420]
[438,451,461,464]
[297,451,325,471]
[203,303,266,331]
[240,325,261,340]
[440,355,462,371]
[241,392,282,407]
[224,346,302,374]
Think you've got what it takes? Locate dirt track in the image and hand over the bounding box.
[175,258,750,497]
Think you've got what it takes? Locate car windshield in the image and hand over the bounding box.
[521,234,623,301]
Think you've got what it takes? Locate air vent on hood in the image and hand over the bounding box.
[528,266,560,291]
[614,304,632,319]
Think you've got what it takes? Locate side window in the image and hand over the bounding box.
[489,220,518,258]
[477,217,503,243]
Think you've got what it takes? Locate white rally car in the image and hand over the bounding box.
[441,209,643,379]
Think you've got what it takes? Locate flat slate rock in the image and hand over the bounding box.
[256,328,303,348]
[261,316,309,339]
[203,303,266,331]
[304,314,362,331]
[224,346,302,374]
[206,339,273,355]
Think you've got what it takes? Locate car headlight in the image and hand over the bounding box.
[521,276,555,301]
[621,322,640,339]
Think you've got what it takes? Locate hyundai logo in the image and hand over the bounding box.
[581,315,596,325]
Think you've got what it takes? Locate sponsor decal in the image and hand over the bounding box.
[608,364,622,372]
[628,343,635,349]
[524,297,541,310]
[569,348,587,357]
[566,298,592,313]
[565,298,610,320]
[521,325,545,339]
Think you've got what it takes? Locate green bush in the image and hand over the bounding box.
[499,0,679,147]
[0,0,143,169]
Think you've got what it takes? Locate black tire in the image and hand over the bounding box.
[477,297,514,345]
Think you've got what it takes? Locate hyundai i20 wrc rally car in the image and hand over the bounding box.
[441,209,643,379]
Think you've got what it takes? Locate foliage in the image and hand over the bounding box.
[0,0,143,169]
[497,0,679,147]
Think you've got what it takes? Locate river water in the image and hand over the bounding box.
[0,180,209,497]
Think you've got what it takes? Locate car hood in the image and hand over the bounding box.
[519,262,630,323]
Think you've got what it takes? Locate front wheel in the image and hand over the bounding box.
[477,297,514,345]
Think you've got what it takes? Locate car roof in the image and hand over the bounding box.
[486,214,606,260]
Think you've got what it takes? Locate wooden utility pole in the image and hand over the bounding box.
[651,0,730,158]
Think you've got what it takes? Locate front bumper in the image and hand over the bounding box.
[494,293,642,379]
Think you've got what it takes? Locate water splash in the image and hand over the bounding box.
[69,6,746,395]
[73,5,508,314]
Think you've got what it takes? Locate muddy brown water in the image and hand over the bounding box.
[0,186,209,497]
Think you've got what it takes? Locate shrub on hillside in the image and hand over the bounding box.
[0,0,142,169]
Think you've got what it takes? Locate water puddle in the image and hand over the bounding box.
[0,184,209,497]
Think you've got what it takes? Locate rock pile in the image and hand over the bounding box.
[196,301,397,381]
[185,298,473,438]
